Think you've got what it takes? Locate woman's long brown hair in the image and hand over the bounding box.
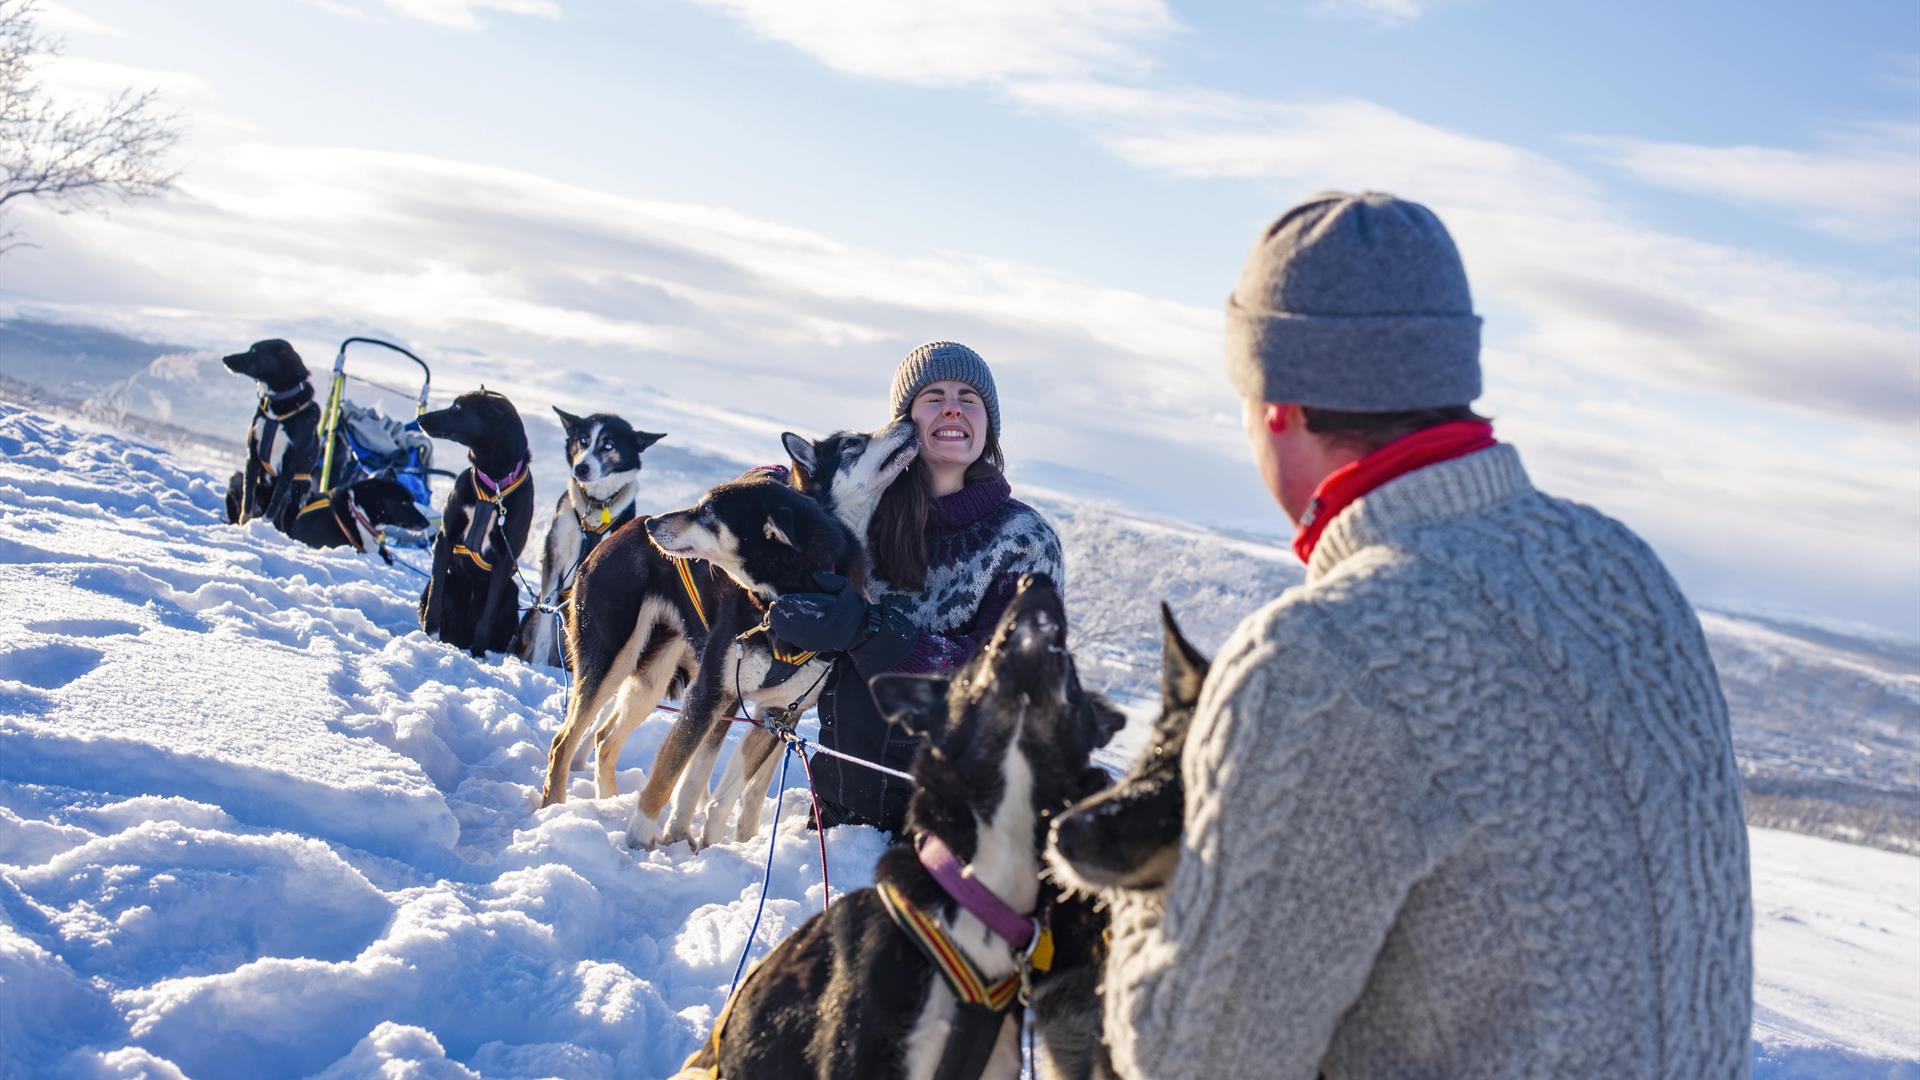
[868,427,1004,590]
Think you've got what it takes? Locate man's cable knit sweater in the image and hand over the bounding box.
[1102,445,1752,1079]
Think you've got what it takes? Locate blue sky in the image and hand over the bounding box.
[5,0,1918,634]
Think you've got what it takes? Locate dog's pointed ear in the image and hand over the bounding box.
[552,406,583,432]
[871,674,952,742]
[781,432,816,480]
[1079,691,1128,752]
[637,431,667,452]
[764,504,798,548]
[1159,603,1210,713]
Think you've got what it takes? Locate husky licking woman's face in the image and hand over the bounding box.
[554,407,664,496]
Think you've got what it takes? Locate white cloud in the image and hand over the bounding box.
[5,144,1236,505]
[306,0,561,30]
[1009,80,1920,430]
[1572,123,1920,244]
[8,139,1917,633]
[32,2,122,37]
[1313,0,1437,27]
[37,56,210,99]
[683,0,1180,86]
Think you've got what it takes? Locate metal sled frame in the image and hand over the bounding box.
[316,336,433,493]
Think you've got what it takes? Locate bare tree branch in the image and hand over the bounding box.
[0,0,183,250]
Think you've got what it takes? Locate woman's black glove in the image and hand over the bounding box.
[769,571,918,672]
[769,572,869,653]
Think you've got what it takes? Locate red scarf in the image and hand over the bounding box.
[1293,420,1497,564]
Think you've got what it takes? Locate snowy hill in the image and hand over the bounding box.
[1,388,1916,1074]
[11,318,1912,854]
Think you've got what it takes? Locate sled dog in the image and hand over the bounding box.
[538,422,918,849]
[623,478,866,850]
[1034,605,1210,1080]
[673,575,1124,1080]
[221,339,323,531]
[416,389,536,657]
[513,407,665,668]
[287,475,430,555]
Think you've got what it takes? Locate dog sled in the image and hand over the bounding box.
[315,337,449,547]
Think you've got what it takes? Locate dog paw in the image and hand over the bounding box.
[699,814,732,851]
[626,814,660,851]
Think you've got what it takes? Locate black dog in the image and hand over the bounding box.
[221,339,323,531]
[287,476,430,557]
[513,407,665,668]
[1049,605,1207,893]
[1034,605,1210,1080]
[675,575,1124,1080]
[416,389,535,657]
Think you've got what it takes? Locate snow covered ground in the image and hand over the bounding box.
[2,399,1916,1078]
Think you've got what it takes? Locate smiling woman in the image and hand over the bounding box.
[768,341,1065,831]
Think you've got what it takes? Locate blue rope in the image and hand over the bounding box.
[386,550,431,580]
[728,744,794,998]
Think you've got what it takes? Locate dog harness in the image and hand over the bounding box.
[673,556,713,629]
[876,835,1056,1080]
[452,460,528,571]
[551,489,632,611]
[298,489,388,561]
[735,621,818,684]
[575,487,627,535]
[668,870,1054,1080]
[668,556,818,685]
[252,382,317,480]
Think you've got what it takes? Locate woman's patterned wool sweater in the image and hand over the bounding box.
[1103,444,1753,1080]
[872,473,1063,674]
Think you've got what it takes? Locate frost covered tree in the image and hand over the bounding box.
[0,0,182,252]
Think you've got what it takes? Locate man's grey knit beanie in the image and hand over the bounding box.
[1226,191,1482,411]
[889,341,1001,438]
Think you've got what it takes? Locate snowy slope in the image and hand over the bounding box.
[2,401,1916,1077]
[0,404,889,1078]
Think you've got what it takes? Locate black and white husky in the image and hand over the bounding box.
[674,575,1124,1080]
[1034,605,1210,1080]
[538,422,918,851]
[514,408,665,668]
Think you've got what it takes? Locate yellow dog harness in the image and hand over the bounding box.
[451,463,529,571]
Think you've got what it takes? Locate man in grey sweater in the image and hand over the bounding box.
[1102,192,1753,1078]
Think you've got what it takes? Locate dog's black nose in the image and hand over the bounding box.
[574,462,592,481]
[1051,809,1096,862]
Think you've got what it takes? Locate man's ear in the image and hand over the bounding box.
[636,431,667,452]
[781,432,816,480]
[764,504,798,548]
[871,674,952,741]
[1263,402,1292,435]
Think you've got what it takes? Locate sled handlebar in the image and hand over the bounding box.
[334,337,432,415]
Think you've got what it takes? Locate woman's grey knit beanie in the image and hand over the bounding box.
[889,341,1001,438]
[1226,191,1482,411]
